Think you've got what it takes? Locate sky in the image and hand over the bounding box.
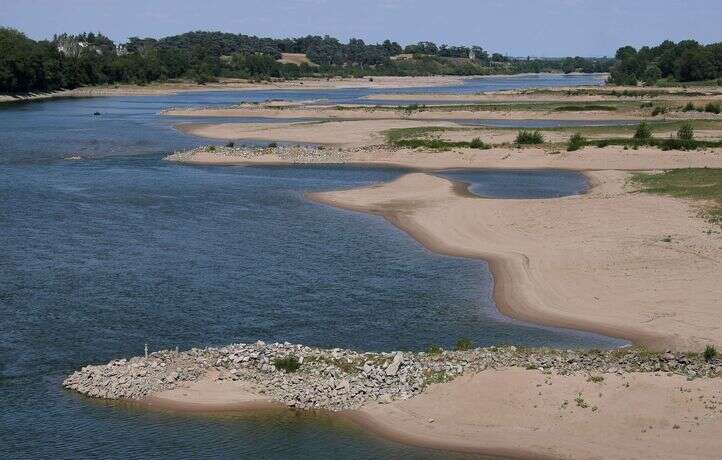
[2,0,721,57]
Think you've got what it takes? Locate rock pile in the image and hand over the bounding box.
[63,342,722,411]
[164,144,387,164]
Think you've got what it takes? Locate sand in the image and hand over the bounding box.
[0,76,466,103]
[142,366,722,459]
[310,171,722,351]
[354,368,722,459]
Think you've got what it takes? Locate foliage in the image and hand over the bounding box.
[454,338,474,351]
[704,345,718,362]
[677,123,694,140]
[1,26,613,94]
[515,130,544,145]
[633,122,653,140]
[609,39,722,85]
[567,133,586,151]
[426,345,442,355]
[273,355,301,373]
[705,102,721,114]
[553,105,617,112]
[651,106,667,116]
[683,102,697,112]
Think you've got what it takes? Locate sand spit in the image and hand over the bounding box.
[64,341,722,459]
[310,171,722,351]
[165,143,722,171]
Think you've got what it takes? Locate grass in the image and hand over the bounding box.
[631,168,722,225]
[553,105,618,112]
[273,355,301,373]
[384,127,491,150]
[454,338,474,351]
[426,345,442,355]
[704,345,718,362]
[567,132,586,151]
[515,130,544,145]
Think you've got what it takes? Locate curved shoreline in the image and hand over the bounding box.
[307,170,721,352]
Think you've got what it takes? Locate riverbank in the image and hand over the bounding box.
[310,170,722,351]
[64,341,722,459]
[0,76,466,103]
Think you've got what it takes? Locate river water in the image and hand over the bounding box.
[1,74,624,459]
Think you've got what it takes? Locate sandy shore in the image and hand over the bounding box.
[353,368,722,459]
[140,365,722,459]
[0,76,466,103]
[310,171,722,351]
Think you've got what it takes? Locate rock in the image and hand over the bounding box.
[385,352,403,376]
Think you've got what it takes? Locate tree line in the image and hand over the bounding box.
[609,40,722,85]
[1,27,615,93]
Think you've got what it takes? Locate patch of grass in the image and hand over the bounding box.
[677,123,695,141]
[631,168,722,225]
[515,130,544,145]
[273,355,301,373]
[587,375,605,383]
[567,132,586,151]
[704,345,718,362]
[553,105,618,112]
[469,137,490,149]
[705,102,721,114]
[683,102,697,112]
[454,338,474,351]
[651,106,667,116]
[426,345,442,355]
[575,393,589,409]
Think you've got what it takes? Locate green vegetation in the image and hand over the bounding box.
[454,338,474,351]
[273,355,301,373]
[704,345,718,362]
[553,105,617,112]
[705,102,722,114]
[609,40,722,85]
[384,126,491,150]
[426,345,442,355]
[631,169,722,225]
[633,122,653,141]
[651,105,667,116]
[683,102,697,111]
[677,123,695,140]
[515,130,545,145]
[567,133,586,151]
[0,27,612,94]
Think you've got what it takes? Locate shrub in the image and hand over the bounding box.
[651,106,666,116]
[207,145,216,151]
[677,123,694,141]
[426,345,442,355]
[515,130,544,145]
[225,141,235,148]
[268,142,278,148]
[567,133,586,151]
[469,137,490,149]
[454,338,474,351]
[273,355,301,373]
[660,137,697,151]
[704,345,717,362]
[683,102,696,112]
[705,102,721,114]
[595,140,610,148]
[633,122,652,141]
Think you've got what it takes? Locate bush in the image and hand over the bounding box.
[426,345,442,355]
[454,338,474,351]
[633,122,652,141]
[225,141,235,148]
[660,137,697,151]
[704,345,717,362]
[705,102,721,114]
[651,106,666,116]
[595,140,610,148]
[207,145,216,151]
[683,102,696,112]
[677,123,694,140]
[268,142,278,148]
[273,355,301,373]
[567,132,586,151]
[515,130,544,145]
[469,137,490,149]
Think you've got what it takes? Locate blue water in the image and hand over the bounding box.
[1,74,623,459]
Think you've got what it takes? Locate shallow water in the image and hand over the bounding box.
[1,74,624,459]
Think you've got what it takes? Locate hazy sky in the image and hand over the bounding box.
[2,0,721,57]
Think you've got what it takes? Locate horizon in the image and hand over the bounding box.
[2,0,722,58]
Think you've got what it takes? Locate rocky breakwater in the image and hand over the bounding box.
[164,144,384,164]
[64,342,722,412]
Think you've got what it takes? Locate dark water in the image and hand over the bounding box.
[438,169,589,199]
[1,74,623,459]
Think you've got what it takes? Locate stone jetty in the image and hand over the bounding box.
[64,342,722,412]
